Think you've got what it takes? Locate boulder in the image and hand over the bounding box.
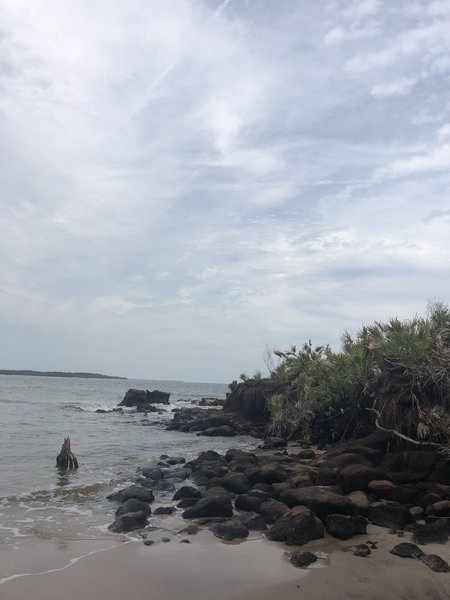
[339,465,388,493]
[295,449,316,460]
[390,543,424,558]
[222,472,252,494]
[210,522,249,541]
[325,514,367,540]
[425,500,450,518]
[234,512,267,531]
[177,498,199,509]
[172,486,202,501]
[290,551,318,568]
[198,426,236,437]
[420,554,450,572]
[259,499,290,523]
[368,480,418,504]
[413,521,449,544]
[119,388,170,407]
[235,493,264,512]
[141,467,163,480]
[266,506,324,546]
[153,506,176,515]
[115,498,152,517]
[368,501,412,529]
[279,487,356,521]
[107,485,155,504]
[347,491,370,516]
[182,495,233,519]
[246,464,288,485]
[108,510,148,533]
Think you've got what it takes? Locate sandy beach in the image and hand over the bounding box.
[2,525,449,600]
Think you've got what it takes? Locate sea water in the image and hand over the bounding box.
[0,375,257,580]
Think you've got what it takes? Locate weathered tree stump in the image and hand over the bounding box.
[56,436,79,469]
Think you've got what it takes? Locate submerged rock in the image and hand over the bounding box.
[107,485,155,504]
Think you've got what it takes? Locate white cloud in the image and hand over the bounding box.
[371,77,418,97]
[0,0,449,380]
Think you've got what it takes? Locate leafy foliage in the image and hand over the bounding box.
[266,303,450,446]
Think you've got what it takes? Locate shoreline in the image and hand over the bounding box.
[1,525,449,600]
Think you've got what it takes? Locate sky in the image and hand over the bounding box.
[0,0,449,382]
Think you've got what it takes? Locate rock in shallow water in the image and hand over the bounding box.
[182,495,233,519]
[108,510,148,533]
[107,485,155,504]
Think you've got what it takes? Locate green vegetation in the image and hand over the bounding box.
[265,302,450,448]
[0,369,127,380]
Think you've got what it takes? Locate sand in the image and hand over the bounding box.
[1,525,449,600]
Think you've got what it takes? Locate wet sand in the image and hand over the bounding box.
[1,526,449,600]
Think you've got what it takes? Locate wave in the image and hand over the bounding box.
[1,479,124,506]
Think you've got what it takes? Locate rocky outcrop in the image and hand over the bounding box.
[119,388,170,408]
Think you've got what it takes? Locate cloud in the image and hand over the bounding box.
[0,0,449,380]
[371,77,418,97]
[375,143,450,179]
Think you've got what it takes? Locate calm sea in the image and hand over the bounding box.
[0,375,257,581]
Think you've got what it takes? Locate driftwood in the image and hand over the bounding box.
[56,436,79,469]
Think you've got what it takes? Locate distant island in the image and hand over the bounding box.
[0,369,127,380]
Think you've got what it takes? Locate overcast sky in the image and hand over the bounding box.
[0,0,449,382]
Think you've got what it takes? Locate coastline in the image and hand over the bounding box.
[2,525,449,600]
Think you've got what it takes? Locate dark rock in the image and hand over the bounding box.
[119,388,170,407]
[425,500,450,518]
[143,540,154,546]
[172,486,202,501]
[326,514,367,540]
[316,468,340,486]
[391,543,424,558]
[266,506,324,546]
[295,449,316,460]
[210,522,249,540]
[262,437,287,449]
[177,498,199,509]
[115,498,152,517]
[166,456,186,465]
[141,467,163,480]
[161,468,191,480]
[179,524,201,535]
[339,465,388,493]
[222,472,252,494]
[235,493,264,512]
[368,501,412,529]
[153,506,176,515]
[382,451,439,484]
[259,499,290,523]
[108,511,148,533]
[234,512,267,531]
[246,464,288,485]
[290,551,318,568]
[420,554,450,572]
[107,485,155,504]
[347,491,370,516]
[368,480,419,504]
[161,537,171,543]
[348,543,371,557]
[182,495,233,519]
[199,426,236,437]
[279,487,356,521]
[413,521,450,544]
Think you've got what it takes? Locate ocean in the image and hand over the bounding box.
[0,375,257,582]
